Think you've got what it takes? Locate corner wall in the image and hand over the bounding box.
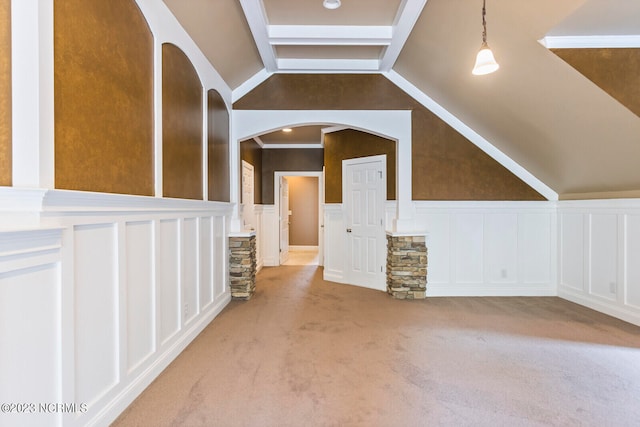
[558,199,640,326]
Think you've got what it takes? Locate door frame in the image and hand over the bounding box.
[342,154,387,290]
[274,171,324,266]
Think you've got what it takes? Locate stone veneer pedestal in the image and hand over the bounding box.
[386,233,428,299]
[229,232,256,300]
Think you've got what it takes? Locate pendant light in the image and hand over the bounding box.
[472,0,499,75]
[323,0,341,10]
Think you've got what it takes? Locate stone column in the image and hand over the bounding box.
[386,233,427,299]
[229,232,256,300]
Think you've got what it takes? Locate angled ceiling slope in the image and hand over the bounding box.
[239,0,427,73]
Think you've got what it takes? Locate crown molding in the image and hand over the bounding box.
[539,35,640,49]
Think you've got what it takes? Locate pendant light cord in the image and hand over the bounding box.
[481,0,487,44]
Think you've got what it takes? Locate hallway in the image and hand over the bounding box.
[113,266,640,426]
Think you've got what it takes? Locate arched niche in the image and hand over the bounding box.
[162,43,203,200]
[207,89,230,202]
[54,0,154,195]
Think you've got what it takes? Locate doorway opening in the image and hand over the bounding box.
[275,171,324,267]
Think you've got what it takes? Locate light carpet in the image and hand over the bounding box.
[113,266,640,426]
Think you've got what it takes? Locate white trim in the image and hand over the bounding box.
[274,172,324,267]
[322,126,349,134]
[231,110,414,232]
[380,0,429,71]
[277,58,380,71]
[289,245,319,251]
[11,0,55,188]
[262,144,324,149]
[232,68,273,103]
[384,70,559,201]
[268,25,392,45]
[560,288,640,327]
[238,0,277,71]
[252,136,265,148]
[539,35,640,49]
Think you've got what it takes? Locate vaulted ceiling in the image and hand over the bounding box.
[162,0,640,199]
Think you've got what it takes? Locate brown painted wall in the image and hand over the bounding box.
[324,129,396,203]
[208,90,230,202]
[552,48,640,118]
[288,176,318,246]
[240,140,263,204]
[162,43,203,200]
[412,109,544,200]
[54,0,154,195]
[262,149,323,204]
[0,0,10,186]
[234,74,545,201]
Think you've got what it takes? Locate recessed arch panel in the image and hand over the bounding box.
[207,89,230,202]
[54,0,154,195]
[162,43,203,200]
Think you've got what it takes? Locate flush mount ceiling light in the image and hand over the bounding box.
[282,128,292,133]
[323,0,341,10]
[472,0,499,75]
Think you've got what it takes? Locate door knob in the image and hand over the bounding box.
[346,228,352,233]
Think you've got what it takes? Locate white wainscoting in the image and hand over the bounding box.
[0,189,232,427]
[260,205,279,267]
[323,201,557,296]
[254,205,264,271]
[558,199,640,326]
[414,201,557,296]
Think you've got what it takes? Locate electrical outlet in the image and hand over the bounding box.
[609,282,617,294]
[184,303,189,319]
[500,269,507,279]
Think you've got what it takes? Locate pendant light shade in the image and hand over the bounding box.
[472,42,499,75]
[323,0,341,9]
[472,0,499,75]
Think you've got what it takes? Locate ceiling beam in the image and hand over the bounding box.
[277,58,380,72]
[379,0,428,71]
[238,0,277,72]
[268,25,393,46]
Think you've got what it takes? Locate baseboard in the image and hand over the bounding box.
[90,294,231,427]
[323,270,346,284]
[289,245,318,251]
[263,257,278,267]
[426,284,557,297]
[559,288,640,327]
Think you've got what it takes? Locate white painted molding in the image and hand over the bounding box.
[268,25,392,45]
[558,198,640,211]
[39,190,233,215]
[252,136,265,148]
[380,0,428,71]
[232,68,273,103]
[383,70,559,201]
[238,0,277,71]
[262,143,324,149]
[289,245,319,251]
[414,200,557,212]
[277,58,380,71]
[539,35,640,49]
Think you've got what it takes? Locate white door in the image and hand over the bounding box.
[344,156,386,290]
[279,176,290,264]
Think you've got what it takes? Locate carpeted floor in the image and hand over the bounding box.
[113,266,640,426]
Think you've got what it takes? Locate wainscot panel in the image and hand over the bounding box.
[559,199,640,327]
[414,201,557,297]
[0,189,232,427]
